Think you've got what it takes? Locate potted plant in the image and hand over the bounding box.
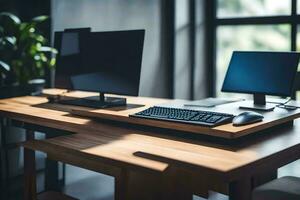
[0,12,57,98]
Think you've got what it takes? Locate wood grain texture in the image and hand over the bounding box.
[24,130,36,200]
[0,92,299,175]
[6,89,300,139]
[22,121,300,198]
[22,120,300,178]
[50,90,300,139]
[4,89,300,199]
[72,105,300,139]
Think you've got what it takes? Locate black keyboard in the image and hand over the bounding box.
[130,106,235,127]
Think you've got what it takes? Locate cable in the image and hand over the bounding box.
[275,98,298,110]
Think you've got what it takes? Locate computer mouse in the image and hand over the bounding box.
[233,111,264,126]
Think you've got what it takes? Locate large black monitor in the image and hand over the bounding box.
[54,29,145,108]
[222,51,300,111]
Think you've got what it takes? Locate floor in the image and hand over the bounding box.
[2,128,300,200]
[64,160,300,200]
[5,159,299,200]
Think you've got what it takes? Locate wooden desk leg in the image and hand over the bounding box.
[45,156,60,191]
[45,134,60,191]
[24,129,36,200]
[115,169,128,200]
[252,170,277,188]
[115,169,165,200]
[228,170,277,200]
[0,118,5,192]
[115,167,194,200]
[0,118,9,188]
[229,177,252,200]
[161,167,194,200]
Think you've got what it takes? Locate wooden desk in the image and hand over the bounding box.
[1,92,300,200]
[43,89,300,139]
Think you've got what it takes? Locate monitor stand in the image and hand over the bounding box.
[239,94,275,112]
[58,92,127,109]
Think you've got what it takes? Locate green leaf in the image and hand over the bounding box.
[0,13,55,83]
[0,12,21,25]
[31,34,46,43]
[3,36,16,45]
[0,12,21,36]
[31,15,49,23]
[20,22,29,31]
[40,54,48,62]
[34,55,41,61]
[38,46,58,54]
[49,57,56,68]
[0,60,10,73]
[0,36,17,49]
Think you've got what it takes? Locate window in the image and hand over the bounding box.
[217,0,291,18]
[213,0,298,98]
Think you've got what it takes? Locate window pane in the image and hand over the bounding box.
[297,91,300,100]
[296,25,300,99]
[216,25,291,98]
[297,25,300,53]
[217,0,291,18]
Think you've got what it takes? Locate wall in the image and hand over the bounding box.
[51,0,170,98]
[51,0,207,99]
[194,0,207,99]
[173,0,207,99]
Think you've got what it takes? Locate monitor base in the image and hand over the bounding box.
[58,93,127,109]
[239,102,275,112]
[239,93,275,111]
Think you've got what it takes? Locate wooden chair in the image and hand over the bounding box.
[252,176,300,200]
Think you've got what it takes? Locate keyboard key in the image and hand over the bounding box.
[206,116,222,123]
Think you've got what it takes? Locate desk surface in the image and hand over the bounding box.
[0,90,300,181]
[46,89,300,139]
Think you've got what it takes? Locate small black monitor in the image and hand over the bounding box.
[54,29,145,108]
[222,51,300,111]
[54,28,91,89]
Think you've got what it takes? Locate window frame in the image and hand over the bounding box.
[208,0,299,97]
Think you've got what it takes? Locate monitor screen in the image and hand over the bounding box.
[54,29,145,96]
[221,51,300,97]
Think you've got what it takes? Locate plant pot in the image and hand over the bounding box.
[0,79,45,99]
